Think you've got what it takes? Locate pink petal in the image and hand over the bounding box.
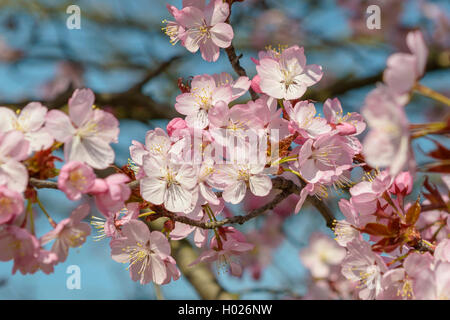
[68,88,95,127]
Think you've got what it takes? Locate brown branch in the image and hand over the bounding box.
[170,239,238,300]
[224,1,259,101]
[29,177,139,190]
[1,56,182,121]
[29,176,335,230]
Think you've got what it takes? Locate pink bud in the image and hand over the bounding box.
[166,118,187,137]
[336,122,357,135]
[389,171,413,195]
[250,75,262,94]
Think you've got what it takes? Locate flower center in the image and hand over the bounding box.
[125,242,151,275]
[0,197,13,215]
[76,121,98,138]
[69,169,88,191]
[166,168,178,187]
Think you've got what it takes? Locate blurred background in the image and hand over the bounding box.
[0,0,449,299]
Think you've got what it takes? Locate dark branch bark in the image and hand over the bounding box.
[171,239,238,300]
[224,1,259,101]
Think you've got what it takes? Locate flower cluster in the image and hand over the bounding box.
[0,0,448,300]
[334,171,450,300]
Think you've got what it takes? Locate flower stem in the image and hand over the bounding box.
[36,197,57,228]
[27,200,35,235]
[138,211,156,218]
[414,83,450,107]
[153,284,164,300]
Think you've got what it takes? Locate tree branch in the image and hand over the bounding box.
[225,1,259,101]
[170,239,238,300]
[29,176,335,230]
[1,56,182,121]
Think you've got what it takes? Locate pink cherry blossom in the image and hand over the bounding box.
[166,0,234,62]
[0,130,30,193]
[256,45,322,100]
[45,88,119,169]
[0,102,54,152]
[389,171,413,196]
[379,268,414,300]
[13,248,59,275]
[334,199,362,246]
[190,227,254,277]
[294,133,357,183]
[99,202,140,240]
[58,161,96,201]
[413,261,450,300]
[212,72,251,101]
[207,100,268,150]
[166,118,188,137]
[129,128,172,178]
[435,239,450,263]
[0,225,39,269]
[196,156,220,205]
[110,220,173,285]
[89,174,131,216]
[140,154,197,213]
[175,74,233,129]
[362,84,412,176]
[0,185,24,225]
[383,30,428,94]
[323,98,366,135]
[163,4,186,46]
[40,203,91,262]
[300,232,346,279]
[349,170,392,216]
[161,255,181,285]
[250,75,262,93]
[284,100,331,139]
[341,239,388,300]
[213,158,272,205]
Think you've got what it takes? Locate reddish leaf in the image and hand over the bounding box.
[427,139,450,160]
[361,223,395,237]
[372,237,401,253]
[423,176,447,208]
[405,197,421,225]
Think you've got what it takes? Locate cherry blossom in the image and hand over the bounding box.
[110,220,174,285]
[362,84,411,176]
[175,74,234,129]
[284,100,331,139]
[300,232,346,279]
[58,161,96,201]
[0,185,24,225]
[165,0,234,62]
[46,88,119,169]
[341,239,388,300]
[40,204,91,263]
[213,158,272,205]
[0,102,53,152]
[140,154,197,212]
[0,225,39,267]
[0,131,30,193]
[383,30,428,94]
[256,45,322,100]
[323,98,366,136]
[90,174,131,217]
